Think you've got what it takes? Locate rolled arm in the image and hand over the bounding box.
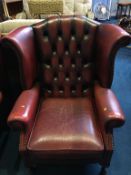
[94,83,125,131]
[7,84,40,130]
[95,24,131,88]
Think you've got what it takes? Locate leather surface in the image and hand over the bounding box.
[28,94,104,155]
[33,16,97,98]
[7,84,40,130]
[94,82,125,130]
[2,26,38,90]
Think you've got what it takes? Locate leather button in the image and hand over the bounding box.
[53,51,56,55]
[65,77,70,81]
[78,77,81,81]
[72,64,75,68]
[54,77,58,81]
[65,51,69,55]
[59,64,63,68]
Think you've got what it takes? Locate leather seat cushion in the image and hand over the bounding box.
[28,94,104,159]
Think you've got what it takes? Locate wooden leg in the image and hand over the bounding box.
[99,166,107,175]
[116,5,119,18]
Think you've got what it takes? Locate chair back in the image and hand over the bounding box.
[33,16,98,98]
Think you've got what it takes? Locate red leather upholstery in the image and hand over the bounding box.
[28,97,104,155]
[94,82,125,131]
[2,16,131,168]
[33,18,97,98]
[1,26,38,90]
[8,84,40,130]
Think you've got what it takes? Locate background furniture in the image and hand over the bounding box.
[93,0,112,20]
[0,1,5,21]
[23,0,94,18]
[1,0,94,19]
[2,16,130,174]
[0,19,43,35]
[116,2,131,18]
[119,16,131,34]
[2,0,23,19]
[28,0,63,18]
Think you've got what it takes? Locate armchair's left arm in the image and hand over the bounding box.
[95,24,131,88]
[7,84,40,131]
[94,82,125,132]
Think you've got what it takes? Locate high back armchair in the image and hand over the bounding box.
[2,16,130,174]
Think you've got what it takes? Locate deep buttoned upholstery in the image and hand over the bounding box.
[33,17,97,98]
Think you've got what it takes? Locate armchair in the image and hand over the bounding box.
[2,16,131,174]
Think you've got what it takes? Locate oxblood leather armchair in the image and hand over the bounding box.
[2,16,131,174]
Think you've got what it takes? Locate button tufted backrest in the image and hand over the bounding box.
[33,16,98,98]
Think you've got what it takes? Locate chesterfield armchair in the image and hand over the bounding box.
[2,16,130,174]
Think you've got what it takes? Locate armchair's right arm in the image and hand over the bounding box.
[7,84,40,131]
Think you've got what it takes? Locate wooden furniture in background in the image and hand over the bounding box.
[116,2,131,18]
[2,0,22,18]
[0,1,4,21]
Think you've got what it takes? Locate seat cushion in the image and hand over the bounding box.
[28,95,104,159]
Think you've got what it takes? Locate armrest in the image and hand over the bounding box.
[95,24,131,88]
[7,84,40,130]
[94,83,125,131]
